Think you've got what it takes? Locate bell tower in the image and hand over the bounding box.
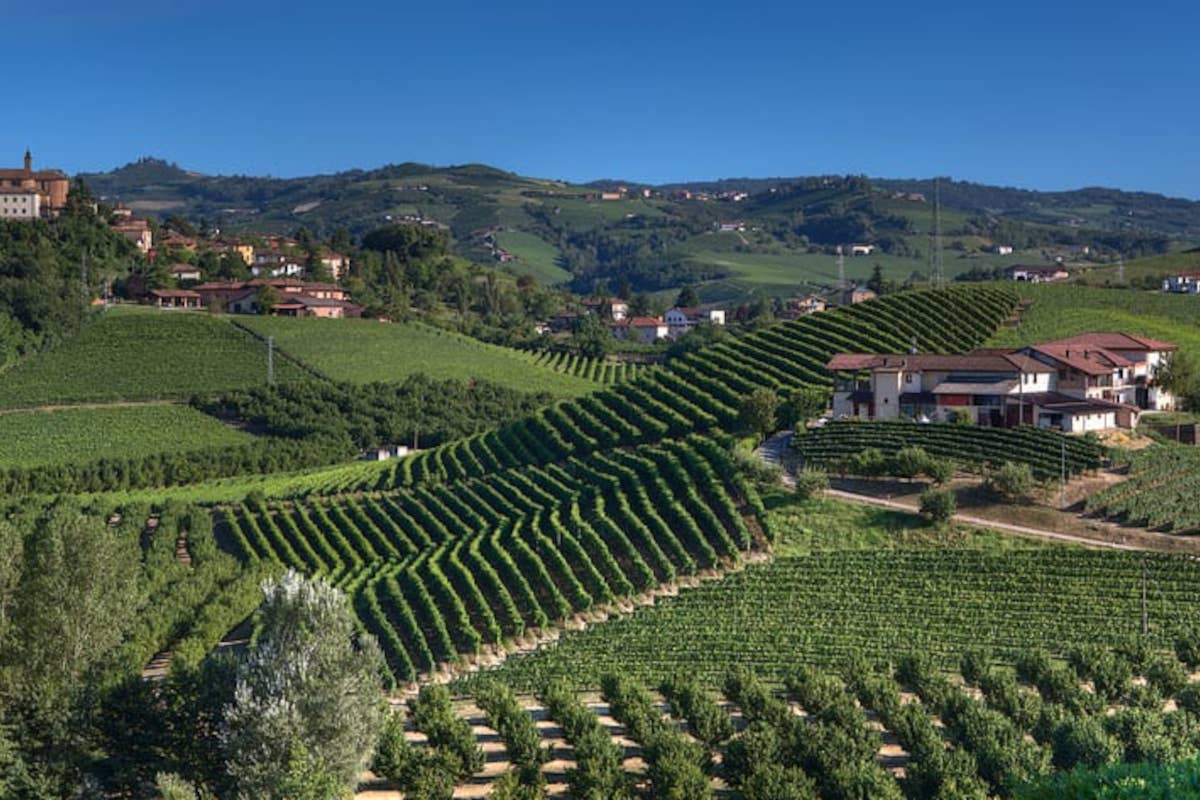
[23,149,31,173]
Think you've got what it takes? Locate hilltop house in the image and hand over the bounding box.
[664,306,726,337]
[0,150,69,217]
[1005,264,1070,283]
[612,316,668,344]
[849,244,875,256]
[113,218,153,253]
[841,287,877,305]
[828,332,1177,433]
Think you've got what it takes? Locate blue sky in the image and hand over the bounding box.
[7,0,1198,197]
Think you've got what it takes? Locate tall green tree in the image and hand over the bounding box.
[739,388,781,441]
[220,571,385,800]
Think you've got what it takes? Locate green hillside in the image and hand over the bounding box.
[0,404,253,469]
[78,160,1199,306]
[234,316,601,397]
[0,307,304,408]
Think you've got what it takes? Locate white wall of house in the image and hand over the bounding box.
[0,191,39,219]
[873,371,903,419]
[1063,411,1116,434]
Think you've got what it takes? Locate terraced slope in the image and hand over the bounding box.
[342,285,1020,496]
[217,436,762,683]
[793,420,1106,480]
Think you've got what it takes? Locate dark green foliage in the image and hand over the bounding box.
[1146,655,1189,699]
[408,685,484,780]
[659,674,734,748]
[1015,756,1200,800]
[198,374,553,453]
[919,487,956,522]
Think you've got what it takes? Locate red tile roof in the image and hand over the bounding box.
[1041,332,1178,353]
[826,351,1054,374]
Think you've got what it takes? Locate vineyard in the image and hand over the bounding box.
[0,404,253,469]
[1086,444,1200,533]
[236,316,608,397]
[376,641,1200,799]
[0,309,305,408]
[793,420,1106,480]
[467,537,1200,689]
[525,348,643,384]
[333,285,1021,497]
[216,435,762,683]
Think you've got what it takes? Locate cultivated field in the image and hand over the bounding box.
[0,404,253,469]
[0,308,304,408]
[236,316,603,397]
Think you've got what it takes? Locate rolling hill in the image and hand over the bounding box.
[78,159,1200,304]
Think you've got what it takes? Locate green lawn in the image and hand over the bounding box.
[236,316,599,397]
[495,230,571,285]
[0,404,254,469]
[0,307,304,409]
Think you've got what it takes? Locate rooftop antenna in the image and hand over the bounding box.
[836,245,846,293]
[931,178,944,289]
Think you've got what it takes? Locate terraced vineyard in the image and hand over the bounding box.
[1086,445,1200,533]
[525,349,643,384]
[335,285,1021,496]
[468,545,1200,689]
[793,420,1106,480]
[217,436,761,682]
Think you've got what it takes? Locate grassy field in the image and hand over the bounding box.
[677,235,1043,303]
[462,498,1200,689]
[231,316,600,397]
[0,404,254,469]
[988,284,1200,356]
[494,230,571,285]
[1074,248,1200,285]
[0,307,304,409]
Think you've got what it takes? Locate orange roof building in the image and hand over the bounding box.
[0,150,70,215]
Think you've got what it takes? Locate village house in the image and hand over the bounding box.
[0,150,69,217]
[841,286,878,305]
[849,244,876,256]
[320,252,349,279]
[170,263,202,283]
[1005,264,1070,283]
[1162,273,1200,294]
[191,278,360,318]
[717,221,746,232]
[251,251,305,278]
[0,186,40,220]
[664,306,726,337]
[147,289,202,309]
[828,332,1177,433]
[780,294,827,319]
[112,218,153,253]
[582,297,629,321]
[612,316,669,344]
[993,245,1015,255]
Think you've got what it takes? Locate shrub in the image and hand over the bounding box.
[1176,628,1200,669]
[985,461,1036,501]
[793,467,829,500]
[919,487,956,523]
[893,446,930,479]
[924,458,956,485]
[1146,655,1188,699]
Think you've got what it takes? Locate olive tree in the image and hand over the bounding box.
[221,570,386,799]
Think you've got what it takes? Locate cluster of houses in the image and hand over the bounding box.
[829,332,1177,434]
[147,278,362,318]
[548,298,728,344]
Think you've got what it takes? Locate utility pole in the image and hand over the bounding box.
[80,250,89,307]
[266,336,275,385]
[837,245,846,294]
[1117,255,1126,285]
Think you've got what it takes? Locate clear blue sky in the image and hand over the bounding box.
[7,0,1198,197]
